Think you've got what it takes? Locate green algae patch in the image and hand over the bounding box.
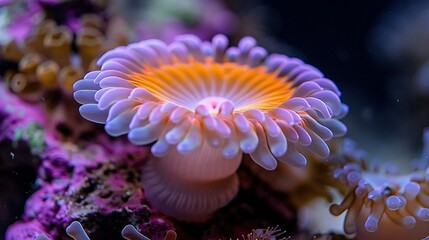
[13,122,46,155]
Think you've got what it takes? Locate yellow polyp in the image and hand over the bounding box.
[37,60,60,88]
[126,59,294,112]
[19,53,43,74]
[59,66,84,93]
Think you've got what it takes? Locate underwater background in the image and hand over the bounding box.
[1,0,429,239]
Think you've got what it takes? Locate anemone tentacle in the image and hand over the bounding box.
[329,131,429,239]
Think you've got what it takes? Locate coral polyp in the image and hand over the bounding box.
[73,33,347,221]
[1,9,128,141]
[329,131,429,239]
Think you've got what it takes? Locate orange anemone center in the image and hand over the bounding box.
[127,59,293,112]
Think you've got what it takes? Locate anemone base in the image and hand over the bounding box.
[141,157,239,222]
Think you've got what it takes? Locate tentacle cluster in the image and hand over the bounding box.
[329,131,429,236]
[73,34,347,170]
[35,221,177,240]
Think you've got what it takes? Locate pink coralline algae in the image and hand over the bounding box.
[5,133,175,240]
[0,83,48,236]
[73,33,347,221]
[0,81,47,138]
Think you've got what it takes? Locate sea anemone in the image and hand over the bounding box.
[73,34,347,221]
[329,130,429,239]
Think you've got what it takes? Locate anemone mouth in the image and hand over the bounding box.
[128,60,293,112]
[74,34,348,170]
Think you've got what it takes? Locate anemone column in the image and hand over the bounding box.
[141,141,241,221]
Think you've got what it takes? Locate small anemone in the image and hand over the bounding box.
[73,34,347,221]
[329,130,429,239]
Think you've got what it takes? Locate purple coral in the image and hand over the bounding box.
[5,133,174,240]
[73,34,347,221]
